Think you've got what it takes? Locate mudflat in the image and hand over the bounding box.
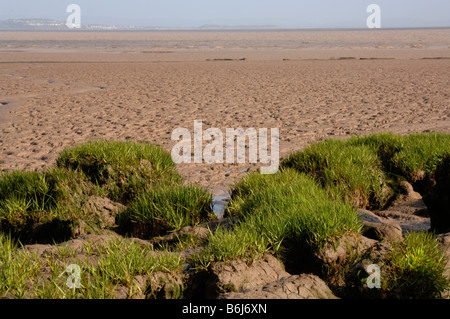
[0,29,449,194]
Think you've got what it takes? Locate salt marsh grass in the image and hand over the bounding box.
[192,169,363,268]
[382,231,449,298]
[1,135,449,299]
[117,184,215,238]
[56,140,183,204]
[0,234,183,299]
[281,132,450,209]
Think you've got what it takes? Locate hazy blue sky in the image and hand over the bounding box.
[0,0,449,28]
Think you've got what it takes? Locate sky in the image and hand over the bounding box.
[0,0,449,28]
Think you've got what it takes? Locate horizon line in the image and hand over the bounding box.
[0,18,449,31]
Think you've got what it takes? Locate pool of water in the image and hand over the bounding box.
[211,193,231,218]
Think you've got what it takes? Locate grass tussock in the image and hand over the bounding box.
[382,232,449,299]
[281,132,450,209]
[0,168,93,243]
[56,140,183,204]
[282,139,389,209]
[117,185,215,238]
[191,169,363,269]
[349,132,450,181]
[0,168,86,221]
[0,234,184,299]
[0,140,211,244]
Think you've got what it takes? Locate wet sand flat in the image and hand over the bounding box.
[0,29,449,194]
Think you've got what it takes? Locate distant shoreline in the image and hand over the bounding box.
[1,26,449,33]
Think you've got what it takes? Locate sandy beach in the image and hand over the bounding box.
[0,29,449,194]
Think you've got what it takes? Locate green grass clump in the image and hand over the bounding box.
[281,139,389,209]
[346,133,403,169]
[192,169,362,268]
[1,140,185,244]
[0,234,184,299]
[117,185,215,238]
[0,168,90,241]
[0,234,42,298]
[350,132,450,181]
[88,238,183,287]
[281,132,450,209]
[382,232,449,299]
[191,224,268,269]
[0,168,77,219]
[56,140,183,204]
[390,133,450,180]
[73,238,183,299]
